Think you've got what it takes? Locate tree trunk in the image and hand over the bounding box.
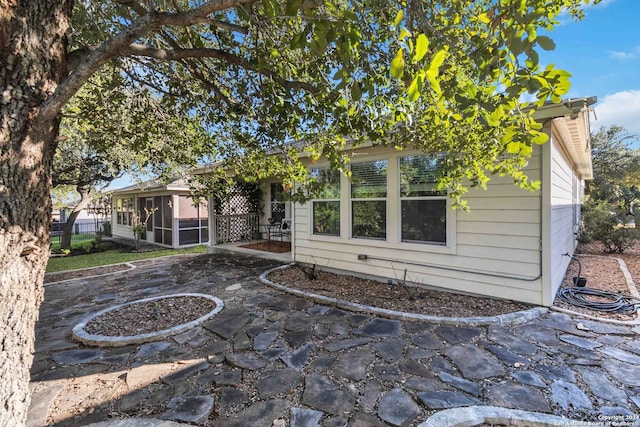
[60,188,93,250]
[0,1,72,425]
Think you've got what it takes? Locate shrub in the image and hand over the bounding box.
[579,200,638,253]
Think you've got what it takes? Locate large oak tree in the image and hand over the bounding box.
[1,0,595,423]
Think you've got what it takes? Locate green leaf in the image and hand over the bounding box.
[531,131,549,145]
[429,49,446,70]
[285,0,298,16]
[393,10,404,28]
[407,74,422,102]
[506,141,521,154]
[399,28,411,41]
[426,68,441,93]
[478,13,490,24]
[263,0,275,16]
[536,35,556,51]
[520,144,532,157]
[390,48,404,79]
[351,82,362,101]
[413,33,429,62]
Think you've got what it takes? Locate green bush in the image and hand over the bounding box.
[579,200,638,253]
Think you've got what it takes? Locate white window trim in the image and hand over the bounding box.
[307,151,457,255]
[309,166,342,237]
[398,155,449,246]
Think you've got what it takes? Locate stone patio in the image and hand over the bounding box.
[29,253,640,426]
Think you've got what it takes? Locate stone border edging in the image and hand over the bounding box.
[44,262,137,286]
[550,255,640,326]
[85,419,191,427]
[417,405,573,427]
[259,264,547,326]
[71,293,224,347]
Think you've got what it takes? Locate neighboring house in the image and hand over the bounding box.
[111,179,209,248]
[205,96,596,307]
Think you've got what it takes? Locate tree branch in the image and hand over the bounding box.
[122,44,315,92]
[43,0,260,123]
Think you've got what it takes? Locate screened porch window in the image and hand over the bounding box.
[351,160,387,239]
[178,196,209,245]
[311,167,341,236]
[400,155,447,245]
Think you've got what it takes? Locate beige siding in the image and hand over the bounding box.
[548,134,580,300]
[293,147,544,305]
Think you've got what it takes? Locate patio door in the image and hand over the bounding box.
[270,183,287,222]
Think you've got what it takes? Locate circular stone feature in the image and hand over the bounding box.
[72,293,224,347]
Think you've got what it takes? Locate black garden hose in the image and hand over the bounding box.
[557,287,640,314]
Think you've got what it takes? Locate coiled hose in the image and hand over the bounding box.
[557,287,640,314]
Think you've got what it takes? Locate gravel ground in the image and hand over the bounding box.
[84,296,219,336]
[268,265,534,317]
[561,241,640,320]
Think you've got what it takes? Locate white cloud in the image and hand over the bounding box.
[608,45,640,60]
[608,50,638,60]
[592,90,640,134]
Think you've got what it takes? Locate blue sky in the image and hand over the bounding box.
[540,0,640,138]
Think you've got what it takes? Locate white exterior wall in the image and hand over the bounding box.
[111,194,135,240]
[544,129,582,305]
[293,146,545,305]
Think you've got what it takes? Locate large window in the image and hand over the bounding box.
[351,160,387,239]
[311,168,341,236]
[115,197,134,226]
[400,155,447,244]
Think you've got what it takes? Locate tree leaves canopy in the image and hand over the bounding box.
[58,0,598,205]
[588,125,640,214]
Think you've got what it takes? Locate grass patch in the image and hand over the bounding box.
[50,235,97,252]
[46,244,207,273]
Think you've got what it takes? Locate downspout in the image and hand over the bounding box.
[540,121,554,306]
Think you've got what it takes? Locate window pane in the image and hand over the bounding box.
[400,155,446,197]
[401,199,446,244]
[311,168,341,199]
[163,229,173,246]
[351,161,387,198]
[352,200,386,239]
[179,229,200,245]
[313,201,340,236]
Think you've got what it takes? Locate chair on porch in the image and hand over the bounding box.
[272,218,291,242]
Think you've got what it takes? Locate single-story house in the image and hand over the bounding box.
[204,96,596,307]
[114,97,595,307]
[110,179,209,248]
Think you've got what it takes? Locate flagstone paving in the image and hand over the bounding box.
[29,253,640,427]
